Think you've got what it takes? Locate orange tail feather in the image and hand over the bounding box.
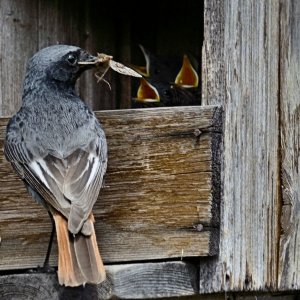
[53,212,106,287]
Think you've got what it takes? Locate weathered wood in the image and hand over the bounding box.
[77,0,118,111]
[0,106,221,270]
[0,0,38,116]
[0,0,126,115]
[201,0,225,105]
[1,270,298,300]
[37,0,118,112]
[0,261,198,299]
[200,0,280,292]
[117,18,132,109]
[278,0,300,290]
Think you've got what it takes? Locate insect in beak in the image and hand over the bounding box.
[79,52,142,89]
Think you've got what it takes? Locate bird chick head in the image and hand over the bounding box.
[24,45,97,87]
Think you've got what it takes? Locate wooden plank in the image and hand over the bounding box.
[201,0,225,105]
[1,269,298,300]
[117,19,132,109]
[0,0,38,116]
[0,106,222,270]
[77,0,118,111]
[37,0,81,49]
[37,0,117,111]
[0,261,198,299]
[200,0,280,292]
[278,0,300,290]
[0,0,119,114]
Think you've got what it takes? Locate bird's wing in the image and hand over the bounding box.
[5,136,107,235]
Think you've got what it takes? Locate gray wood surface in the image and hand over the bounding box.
[1,269,298,300]
[3,0,300,296]
[0,0,38,115]
[0,0,127,116]
[278,0,300,290]
[0,261,198,299]
[0,106,221,270]
[200,0,280,292]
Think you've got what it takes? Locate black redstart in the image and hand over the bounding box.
[4,45,107,287]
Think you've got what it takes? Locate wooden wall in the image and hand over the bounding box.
[0,0,120,114]
[201,0,300,294]
[0,0,203,116]
[1,0,300,298]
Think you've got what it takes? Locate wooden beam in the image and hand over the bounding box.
[201,0,280,292]
[0,105,222,270]
[0,261,198,299]
[278,0,300,290]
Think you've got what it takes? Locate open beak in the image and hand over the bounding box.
[129,44,151,77]
[174,54,199,88]
[132,78,160,103]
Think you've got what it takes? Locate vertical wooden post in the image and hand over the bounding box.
[201,0,280,292]
[278,0,300,290]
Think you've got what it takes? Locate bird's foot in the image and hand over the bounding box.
[28,264,56,274]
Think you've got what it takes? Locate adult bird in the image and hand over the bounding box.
[4,45,107,287]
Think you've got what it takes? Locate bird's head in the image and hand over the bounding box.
[24,45,97,90]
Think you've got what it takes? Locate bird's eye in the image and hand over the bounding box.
[66,54,77,66]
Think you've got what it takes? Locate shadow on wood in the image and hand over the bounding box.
[0,262,198,299]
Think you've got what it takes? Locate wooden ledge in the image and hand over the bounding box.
[0,105,222,270]
[0,261,198,299]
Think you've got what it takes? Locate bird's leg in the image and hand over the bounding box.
[43,211,55,272]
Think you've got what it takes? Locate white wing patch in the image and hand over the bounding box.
[27,145,107,234]
[29,160,51,190]
[86,154,100,187]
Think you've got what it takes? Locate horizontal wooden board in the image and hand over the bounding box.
[0,106,222,270]
[0,261,198,299]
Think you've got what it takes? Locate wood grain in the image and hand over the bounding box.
[0,261,197,299]
[1,268,297,299]
[1,271,298,300]
[0,106,221,270]
[0,0,38,116]
[200,0,280,292]
[37,0,118,112]
[278,0,300,290]
[0,0,130,115]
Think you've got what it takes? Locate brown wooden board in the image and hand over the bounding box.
[0,105,222,270]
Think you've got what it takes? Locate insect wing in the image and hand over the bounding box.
[109,60,142,78]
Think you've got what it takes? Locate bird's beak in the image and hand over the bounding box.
[128,44,151,77]
[132,78,160,103]
[174,54,199,88]
[78,51,98,67]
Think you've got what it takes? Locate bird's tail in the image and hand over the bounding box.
[53,212,106,287]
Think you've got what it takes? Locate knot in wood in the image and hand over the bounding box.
[193,128,202,137]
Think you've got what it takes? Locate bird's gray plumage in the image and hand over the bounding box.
[5,44,107,236]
